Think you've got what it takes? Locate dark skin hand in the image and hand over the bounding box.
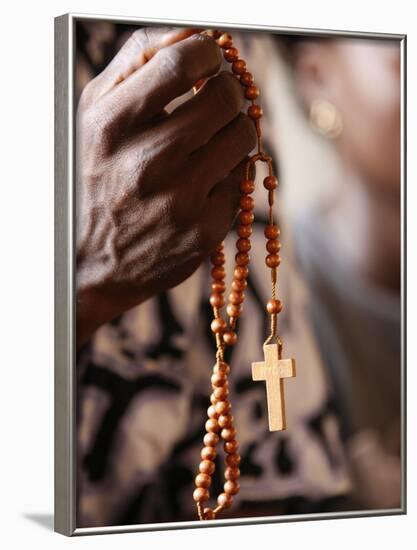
[76,27,257,348]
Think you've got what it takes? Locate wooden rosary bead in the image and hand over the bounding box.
[224,47,239,61]
[218,414,234,429]
[211,318,227,334]
[201,446,217,461]
[237,224,252,238]
[264,224,280,239]
[205,418,220,433]
[235,252,250,266]
[225,453,241,467]
[266,299,283,314]
[193,488,210,503]
[239,195,254,210]
[238,209,254,225]
[263,175,278,190]
[199,460,215,475]
[211,266,225,280]
[210,293,225,308]
[226,303,242,318]
[248,104,263,120]
[210,393,218,405]
[211,252,225,265]
[217,33,233,48]
[224,480,240,496]
[211,372,227,387]
[213,362,230,374]
[224,440,239,454]
[203,508,216,520]
[207,405,217,418]
[223,330,237,346]
[245,85,260,100]
[229,291,244,305]
[215,400,232,415]
[232,59,246,74]
[204,432,219,447]
[195,473,212,488]
[231,278,247,291]
[236,237,251,252]
[240,179,255,194]
[266,239,281,253]
[221,427,237,441]
[234,266,248,280]
[240,71,254,86]
[217,492,233,509]
[224,466,240,481]
[211,281,226,293]
[213,386,229,401]
[265,254,281,268]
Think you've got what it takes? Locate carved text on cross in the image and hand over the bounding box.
[252,343,296,431]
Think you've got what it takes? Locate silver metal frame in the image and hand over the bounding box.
[54,12,407,537]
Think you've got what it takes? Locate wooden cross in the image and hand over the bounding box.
[251,343,296,431]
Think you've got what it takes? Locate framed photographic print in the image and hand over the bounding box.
[54,12,406,536]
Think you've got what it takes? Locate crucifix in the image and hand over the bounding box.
[252,343,296,431]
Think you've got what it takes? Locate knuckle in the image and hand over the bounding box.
[210,72,244,120]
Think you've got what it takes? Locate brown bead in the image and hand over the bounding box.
[217,33,233,48]
[218,414,234,429]
[266,299,283,314]
[199,460,215,475]
[215,400,231,416]
[201,446,217,461]
[240,179,255,194]
[210,252,225,266]
[226,303,242,318]
[210,393,217,405]
[236,237,251,252]
[223,330,237,346]
[210,293,225,308]
[224,440,239,454]
[212,281,226,293]
[204,433,219,447]
[245,85,260,100]
[213,362,230,375]
[213,386,229,401]
[239,195,254,210]
[224,480,240,496]
[225,466,240,481]
[205,418,220,433]
[207,405,217,418]
[240,72,254,87]
[237,224,252,238]
[231,59,246,74]
[234,266,248,280]
[195,472,211,488]
[211,266,225,280]
[229,291,244,305]
[263,175,278,190]
[217,492,233,508]
[266,239,281,254]
[221,427,237,441]
[238,210,254,225]
[265,254,281,268]
[224,47,239,62]
[211,318,227,334]
[235,252,249,266]
[193,487,209,503]
[203,507,215,520]
[211,372,227,387]
[264,224,280,239]
[225,453,241,467]
[231,278,247,291]
[248,104,263,120]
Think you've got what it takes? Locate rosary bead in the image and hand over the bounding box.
[195,472,212,488]
[211,372,227,387]
[218,414,234,429]
[203,508,216,520]
[217,33,233,48]
[234,266,249,280]
[225,466,240,481]
[229,291,244,305]
[204,432,219,447]
[266,239,281,254]
[206,29,222,39]
[237,224,252,238]
[266,299,283,314]
[263,175,278,190]
[265,254,281,268]
[224,480,240,496]
[210,293,225,308]
[224,440,239,454]
[264,224,280,239]
[207,405,218,418]
[224,47,239,62]
[201,446,217,461]
[226,303,242,318]
[231,278,247,291]
[211,266,225,280]
[223,329,237,346]
[211,252,225,266]
[221,427,237,441]
[232,59,247,74]
[213,361,230,374]
[211,318,227,334]
[236,237,251,252]
[245,85,260,100]
[193,488,210,503]
[225,453,241,467]
[239,195,254,210]
[248,104,263,120]
[213,386,229,401]
[217,492,233,509]
[240,71,254,87]
[235,252,250,266]
[240,179,255,194]
[215,400,232,416]
[212,281,226,293]
[210,393,218,405]
[199,460,215,475]
[238,210,254,225]
[206,418,220,433]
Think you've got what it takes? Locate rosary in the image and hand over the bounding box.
[192,30,296,521]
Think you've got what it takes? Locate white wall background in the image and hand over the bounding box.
[0,1,415,548]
